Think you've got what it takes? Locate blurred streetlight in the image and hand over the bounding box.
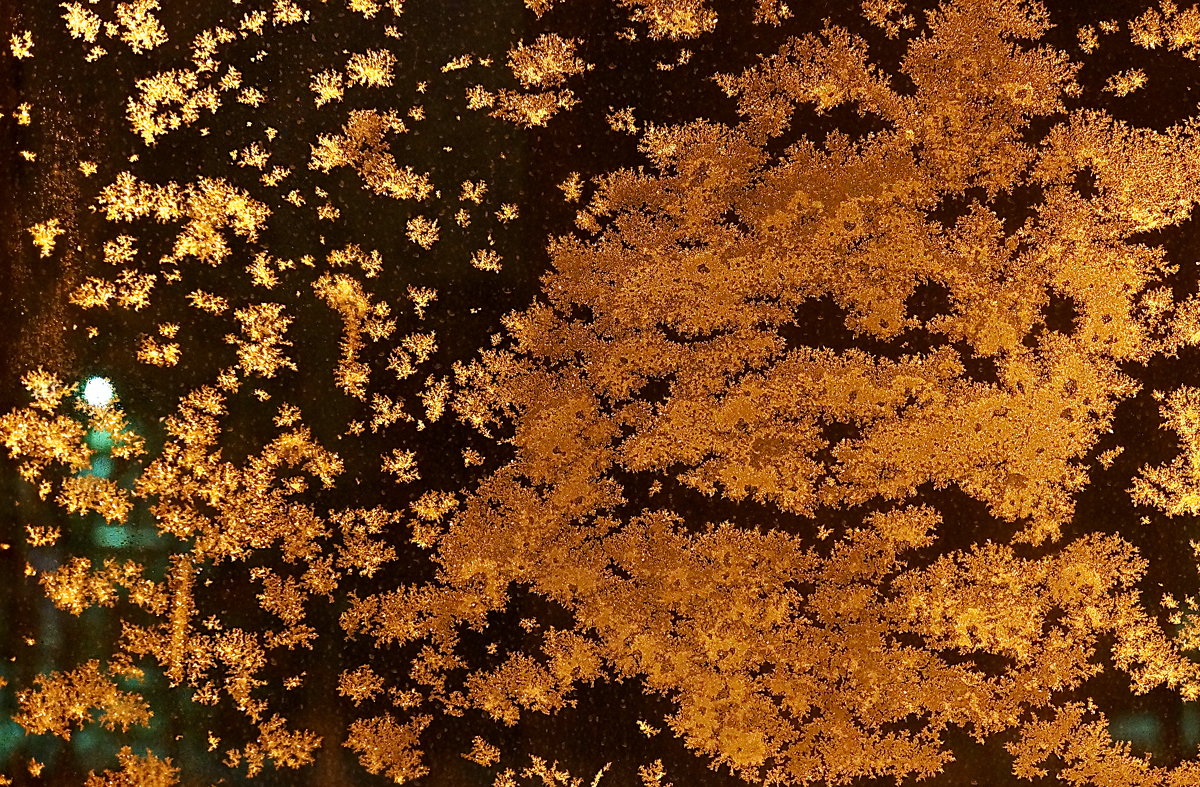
[82,377,114,408]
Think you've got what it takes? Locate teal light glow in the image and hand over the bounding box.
[88,455,113,478]
[82,377,114,407]
[85,430,113,451]
[92,525,129,549]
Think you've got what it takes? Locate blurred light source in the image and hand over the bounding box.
[86,430,113,451]
[82,377,114,407]
[93,525,129,549]
[88,455,113,478]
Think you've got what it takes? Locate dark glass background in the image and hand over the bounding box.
[3,0,1200,783]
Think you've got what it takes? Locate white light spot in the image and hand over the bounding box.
[82,377,114,408]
